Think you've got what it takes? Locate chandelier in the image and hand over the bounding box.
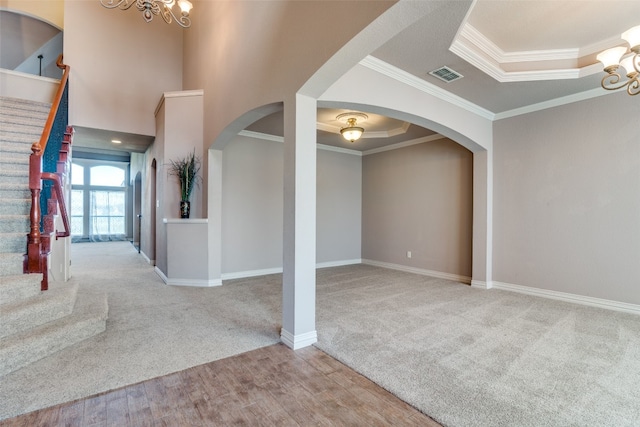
[337,112,367,143]
[597,25,640,96]
[100,0,193,28]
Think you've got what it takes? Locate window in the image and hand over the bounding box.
[71,160,129,242]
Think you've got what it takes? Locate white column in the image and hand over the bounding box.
[207,149,223,285]
[281,93,318,349]
[471,149,493,289]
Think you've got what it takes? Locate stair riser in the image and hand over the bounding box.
[0,217,30,233]
[0,254,28,277]
[0,235,26,254]
[0,201,30,215]
[0,123,45,137]
[0,174,29,184]
[0,275,41,304]
[0,189,31,199]
[0,133,41,145]
[0,162,29,173]
[0,284,77,339]
[0,316,107,377]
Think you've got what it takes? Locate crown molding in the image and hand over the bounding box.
[451,23,602,82]
[359,55,495,120]
[362,134,445,156]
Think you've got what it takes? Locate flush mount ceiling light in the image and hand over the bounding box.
[597,25,640,96]
[337,112,368,143]
[100,0,193,28]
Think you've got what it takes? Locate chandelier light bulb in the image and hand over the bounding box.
[622,25,640,52]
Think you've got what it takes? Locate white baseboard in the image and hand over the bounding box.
[221,259,362,281]
[280,328,317,350]
[471,280,493,289]
[221,267,283,281]
[155,267,222,287]
[140,251,153,265]
[316,259,362,269]
[492,281,640,315]
[362,259,472,284]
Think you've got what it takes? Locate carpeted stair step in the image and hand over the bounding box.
[0,122,46,139]
[0,169,29,184]
[0,112,48,128]
[0,274,41,306]
[0,281,78,339]
[0,198,30,215]
[0,140,34,155]
[0,155,30,173]
[0,131,41,145]
[0,184,31,199]
[0,253,28,277]
[0,97,51,114]
[0,232,27,254]
[0,215,30,233]
[0,290,108,377]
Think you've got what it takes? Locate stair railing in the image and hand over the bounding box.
[25,55,71,291]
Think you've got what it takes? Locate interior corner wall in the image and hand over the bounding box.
[362,139,474,278]
[64,1,183,136]
[492,92,640,305]
[221,136,362,275]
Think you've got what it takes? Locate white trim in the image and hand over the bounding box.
[451,23,601,83]
[221,267,283,281]
[163,218,208,224]
[140,250,153,265]
[222,259,362,280]
[492,281,640,315]
[155,267,222,287]
[155,89,204,116]
[493,87,611,120]
[280,328,318,350]
[316,259,362,269]
[238,129,283,143]
[363,134,445,156]
[362,259,471,284]
[471,280,492,289]
[316,144,361,156]
[0,68,59,84]
[359,55,496,121]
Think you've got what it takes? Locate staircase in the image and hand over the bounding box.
[0,96,108,377]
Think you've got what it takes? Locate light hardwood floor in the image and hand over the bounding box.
[1,344,442,426]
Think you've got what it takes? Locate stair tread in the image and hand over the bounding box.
[0,290,108,376]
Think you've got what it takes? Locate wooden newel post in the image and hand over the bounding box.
[25,150,43,281]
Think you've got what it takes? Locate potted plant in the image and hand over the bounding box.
[168,150,201,218]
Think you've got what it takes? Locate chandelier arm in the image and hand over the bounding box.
[158,5,191,28]
[628,76,640,96]
[633,53,640,74]
[601,72,632,91]
[100,0,136,10]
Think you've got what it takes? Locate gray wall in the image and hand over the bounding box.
[362,139,474,278]
[493,92,640,305]
[221,136,362,275]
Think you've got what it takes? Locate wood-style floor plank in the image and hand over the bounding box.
[1,344,442,427]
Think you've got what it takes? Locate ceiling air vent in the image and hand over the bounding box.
[429,66,463,83]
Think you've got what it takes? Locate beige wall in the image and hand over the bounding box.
[182,0,395,148]
[493,91,640,305]
[362,139,474,278]
[64,0,183,136]
[0,0,64,28]
[221,136,362,275]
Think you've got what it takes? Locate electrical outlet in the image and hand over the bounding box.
[407,251,412,258]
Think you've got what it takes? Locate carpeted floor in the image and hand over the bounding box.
[0,242,282,420]
[313,264,640,427]
[2,242,639,426]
